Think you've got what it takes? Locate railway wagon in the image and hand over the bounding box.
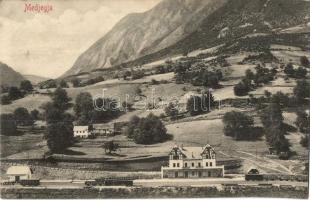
[85,177,133,186]
[19,179,40,186]
[245,174,264,181]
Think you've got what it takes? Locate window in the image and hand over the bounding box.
[192,163,194,167]
[192,171,195,176]
[175,172,178,178]
[208,171,211,177]
[184,163,187,167]
[198,162,201,167]
[173,163,176,167]
[198,171,202,177]
[210,162,213,167]
[177,163,180,167]
[206,162,208,167]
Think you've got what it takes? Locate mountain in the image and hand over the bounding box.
[63,0,310,77]
[63,0,227,77]
[0,62,25,88]
[23,74,49,85]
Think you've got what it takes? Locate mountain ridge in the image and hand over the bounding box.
[62,0,310,77]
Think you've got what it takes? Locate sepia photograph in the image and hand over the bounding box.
[0,0,309,198]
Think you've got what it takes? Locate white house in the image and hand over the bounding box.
[73,126,91,138]
[161,144,224,178]
[6,166,32,182]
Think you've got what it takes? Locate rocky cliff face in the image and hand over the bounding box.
[63,0,227,76]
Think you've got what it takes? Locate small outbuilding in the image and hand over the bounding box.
[6,166,32,182]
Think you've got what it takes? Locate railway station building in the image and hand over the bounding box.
[161,144,224,178]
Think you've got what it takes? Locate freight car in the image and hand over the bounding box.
[85,177,134,187]
[19,179,40,186]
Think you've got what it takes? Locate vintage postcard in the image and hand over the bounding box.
[0,0,309,198]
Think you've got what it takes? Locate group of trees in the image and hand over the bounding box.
[260,103,290,155]
[222,111,262,140]
[1,80,33,105]
[0,107,39,135]
[284,63,307,79]
[186,92,215,116]
[41,87,74,153]
[125,113,167,144]
[234,64,276,96]
[174,62,223,88]
[39,79,69,89]
[74,92,121,125]
[295,110,309,148]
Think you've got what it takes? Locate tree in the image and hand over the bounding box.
[293,79,310,103]
[59,80,69,88]
[300,56,310,68]
[126,113,167,144]
[234,81,250,96]
[42,88,74,153]
[164,102,179,120]
[20,80,33,92]
[124,115,140,138]
[294,67,307,78]
[284,63,294,76]
[300,135,309,149]
[1,95,11,105]
[52,87,71,111]
[186,93,214,116]
[30,109,40,120]
[223,111,255,140]
[71,78,81,87]
[14,107,33,126]
[245,69,255,80]
[0,114,17,135]
[295,110,310,133]
[270,91,289,107]
[103,141,120,154]
[46,122,73,153]
[8,87,24,100]
[74,92,93,125]
[260,103,290,154]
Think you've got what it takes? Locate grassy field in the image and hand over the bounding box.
[0,94,50,114]
[0,129,45,158]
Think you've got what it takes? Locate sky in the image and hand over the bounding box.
[0,0,160,78]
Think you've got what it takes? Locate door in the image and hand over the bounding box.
[198,171,202,178]
[185,171,188,178]
[15,176,20,182]
[175,172,178,178]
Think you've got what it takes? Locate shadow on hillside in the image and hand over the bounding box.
[63,149,86,155]
[105,152,127,157]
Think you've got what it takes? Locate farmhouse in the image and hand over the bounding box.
[73,126,91,138]
[92,123,115,136]
[6,166,32,182]
[161,144,224,178]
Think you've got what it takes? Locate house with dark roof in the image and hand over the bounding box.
[161,144,224,178]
